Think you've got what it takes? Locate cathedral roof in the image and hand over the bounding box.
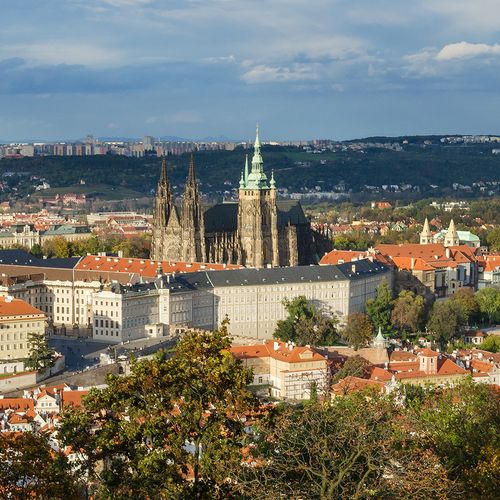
[203,200,309,234]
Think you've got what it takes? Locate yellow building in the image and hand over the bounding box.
[231,340,328,400]
[0,296,46,371]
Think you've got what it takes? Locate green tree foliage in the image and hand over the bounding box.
[450,288,480,325]
[30,243,43,258]
[486,227,500,252]
[410,380,500,497]
[273,296,338,346]
[332,355,372,383]
[24,332,56,371]
[365,280,393,336]
[426,301,465,346]
[59,322,254,499]
[341,312,374,350]
[475,287,500,324]
[0,431,78,498]
[481,335,500,353]
[236,394,456,499]
[391,290,425,334]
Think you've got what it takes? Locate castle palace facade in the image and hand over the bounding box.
[151,127,322,267]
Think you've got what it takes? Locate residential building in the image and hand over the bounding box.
[231,340,328,400]
[0,296,46,371]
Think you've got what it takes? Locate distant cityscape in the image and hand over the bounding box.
[3,133,500,159]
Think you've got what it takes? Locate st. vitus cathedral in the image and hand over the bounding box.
[151,127,322,267]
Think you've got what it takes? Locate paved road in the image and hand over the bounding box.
[49,336,176,371]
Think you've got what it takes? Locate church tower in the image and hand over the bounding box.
[181,154,206,262]
[151,157,182,261]
[237,126,279,268]
[444,219,460,247]
[420,217,433,245]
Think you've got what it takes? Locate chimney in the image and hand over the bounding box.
[351,264,356,273]
[445,247,451,258]
[118,250,124,258]
[410,257,415,269]
[273,341,279,351]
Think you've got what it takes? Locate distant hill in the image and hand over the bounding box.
[1,141,499,202]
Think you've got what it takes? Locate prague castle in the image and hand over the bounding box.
[151,127,321,267]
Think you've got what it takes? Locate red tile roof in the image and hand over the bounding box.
[61,390,89,408]
[0,296,44,318]
[0,398,34,411]
[231,340,327,364]
[75,255,241,278]
[332,376,386,395]
[320,250,368,265]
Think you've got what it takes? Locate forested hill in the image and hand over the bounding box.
[1,141,499,201]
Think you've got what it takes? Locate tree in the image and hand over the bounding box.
[486,227,500,252]
[59,321,254,498]
[426,301,465,346]
[391,290,425,334]
[42,236,69,258]
[235,395,455,499]
[475,287,500,324]
[341,312,374,350]
[365,280,393,336]
[24,332,56,371]
[450,288,480,326]
[332,355,372,383]
[481,335,500,353]
[410,380,500,496]
[0,431,78,498]
[30,243,43,258]
[274,296,338,346]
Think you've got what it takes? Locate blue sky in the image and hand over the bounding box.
[1,0,500,141]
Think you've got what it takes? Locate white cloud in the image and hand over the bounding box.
[0,42,123,67]
[436,41,500,61]
[241,64,320,84]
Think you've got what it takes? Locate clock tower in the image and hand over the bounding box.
[237,126,279,268]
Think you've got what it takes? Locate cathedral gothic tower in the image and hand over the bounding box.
[181,154,206,262]
[237,126,280,268]
[151,155,205,262]
[150,126,316,268]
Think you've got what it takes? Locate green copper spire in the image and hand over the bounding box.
[244,154,249,185]
[270,169,276,189]
[246,124,269,189]
[239,170,245,188]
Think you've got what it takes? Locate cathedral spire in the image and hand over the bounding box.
[160,156,168,185]
[187,153,196,185]
[244,154,249,185]
[246,124,268,189]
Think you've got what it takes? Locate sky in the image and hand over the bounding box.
[1,0,500,141]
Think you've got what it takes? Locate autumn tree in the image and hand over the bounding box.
[30,243,43,258]
[0,432,78,499]
[24,332,56,371]
[274,296,338,346]
[341,312,374,349]
[409,380,500,496]
[365,280,393,336]
[235,395,455,499]
[59,321,254,498]
[426,300,465,346]
[332,355,372,383]
[42,236,69,258]
[481,335,500,353]
[391,290,425,334]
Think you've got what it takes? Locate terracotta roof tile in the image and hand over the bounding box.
[0,296,44,317]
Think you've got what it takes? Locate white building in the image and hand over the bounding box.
[88,260,391,344]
